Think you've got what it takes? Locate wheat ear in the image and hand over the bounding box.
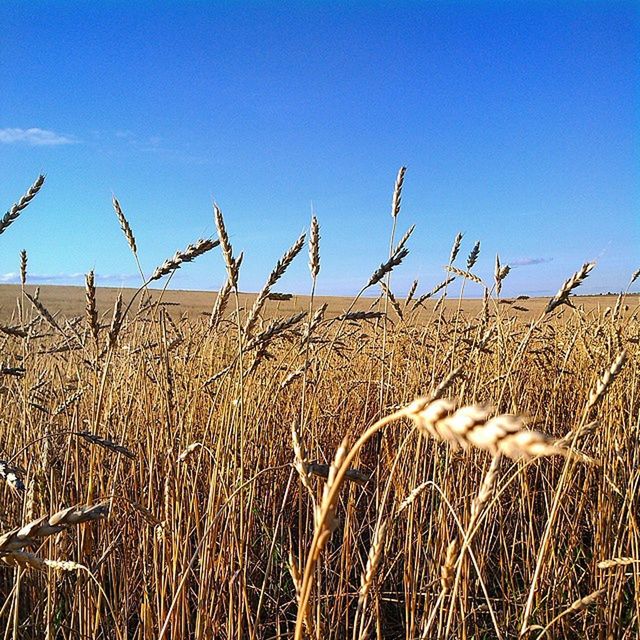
[19,250,27,285]
[243,233,305,337]
[85,271,99,344]
[150,238,219,282]
[0,174,45,236]
[112,196,137,255]
[545,262,596,314]
[391,166,407,218]
[406,398,571,460]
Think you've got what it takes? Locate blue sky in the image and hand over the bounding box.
[0,1,637,297]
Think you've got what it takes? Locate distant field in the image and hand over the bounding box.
[0,283,627,322]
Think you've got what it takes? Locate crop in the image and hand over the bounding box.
[0,173,637,638]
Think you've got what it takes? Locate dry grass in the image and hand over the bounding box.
[0,172,637,639]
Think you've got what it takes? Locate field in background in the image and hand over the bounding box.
[0,174,638,639]
[0,283,626,322]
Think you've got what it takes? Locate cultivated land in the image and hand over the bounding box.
[0,174,638,639]
[0,283,626,322]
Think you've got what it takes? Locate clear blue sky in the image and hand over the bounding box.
[1,1,637,297]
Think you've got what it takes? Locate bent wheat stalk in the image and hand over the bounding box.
[294,397,566,639]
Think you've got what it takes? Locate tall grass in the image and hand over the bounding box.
[0,173,637,639]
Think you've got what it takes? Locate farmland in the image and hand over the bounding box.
[0,176,637,639]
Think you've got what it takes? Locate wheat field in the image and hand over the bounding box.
[0,173,638,639]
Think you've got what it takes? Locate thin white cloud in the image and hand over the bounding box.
[0,272,138,285]
[509,257,554,267]
[0,128,77,146]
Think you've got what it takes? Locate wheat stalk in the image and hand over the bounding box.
[532,589,604,640]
